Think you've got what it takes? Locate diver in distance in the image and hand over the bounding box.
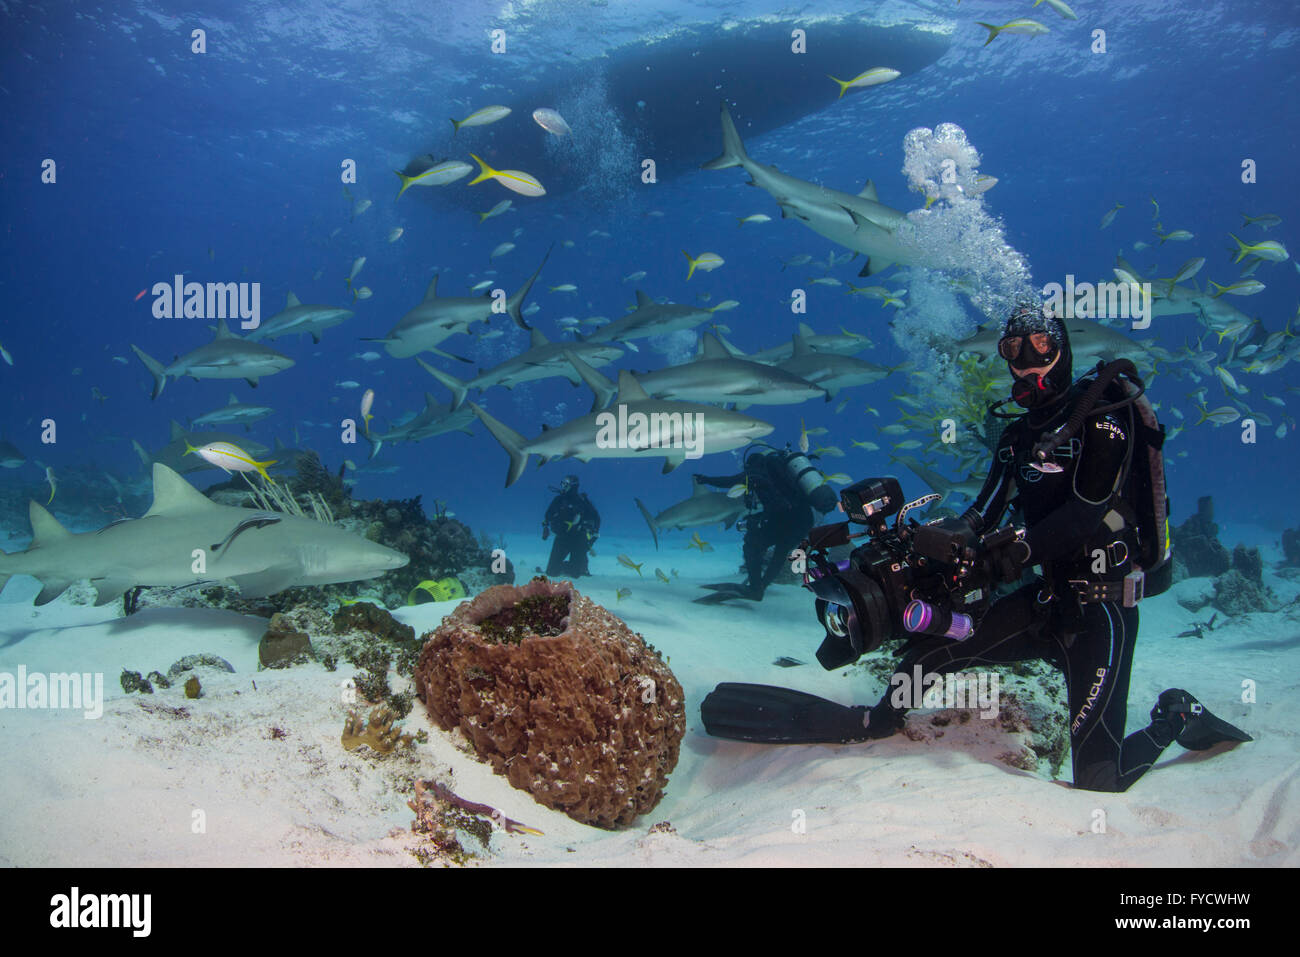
[693,445,838,603]
[703,303,1251,792]
[542,474,600,578]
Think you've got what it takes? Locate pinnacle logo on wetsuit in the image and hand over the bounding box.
[1071,666,1107,734]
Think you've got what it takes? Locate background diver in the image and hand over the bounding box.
[693,444,838,603]
[542,474,600,578]
[703,304,1251,793]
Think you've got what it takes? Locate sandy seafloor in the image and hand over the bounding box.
[0,520,1296,868]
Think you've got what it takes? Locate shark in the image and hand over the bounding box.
[0,463,409,606]
[244,292,354,343]
[0,438,25,469]
[713,324,871,364]
[703,101,919,276]
[889,455,985,505]
[470,369,775,487]
[420,330,624,407]
[366,393,475,459]
[189,393,275,430]
[635,484,754,550]
[775,334,893,400]
[133,422,273,475]
[367,250,550,360]
[131,320,295,398]
[571,333,825,410]
[583,290,722,345]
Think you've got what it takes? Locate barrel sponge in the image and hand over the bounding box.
[414,578,685,829]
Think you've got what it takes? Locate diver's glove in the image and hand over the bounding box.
[976,527,1031,583]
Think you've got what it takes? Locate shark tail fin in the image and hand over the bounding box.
[702,101,749,171]
[506,245,552,331]
[415,358,468,410]
[130,344,167,399]
[468,403,530,488]
[563,349,617,412]
[634,498,661,551]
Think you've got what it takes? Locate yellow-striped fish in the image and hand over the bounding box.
[451,105,511,133]
[184,441,277,482]
[617,554,644,576]
[468,153,545,197]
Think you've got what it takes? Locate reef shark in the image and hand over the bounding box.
[583,290,722,345]
[889,455,984,505]
[366,393,475,459]
[367,249,550,360]
[245,292,354,343]
[713,324,872,365]
[0,438,25,469]
[131,320,295,398]
[703,101,918,276]
[775,333,893,400]
[470,369,774,487]
[571,334,825,410]
[189,393,275,430]
[0,463,409,605]
[635,484,754,549]
[419,331,624,407]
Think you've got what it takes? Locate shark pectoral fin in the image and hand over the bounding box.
[430,348,472,364]
[245,377,259,388]
[662,452,686,474]
[230,569,298,599]
[34,580,73,605]
[91,579,134,606]
[863,258,894,277]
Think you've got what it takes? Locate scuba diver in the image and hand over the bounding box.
[542,474,600,578]
[703,303,1251,792]
[694,445,838,603]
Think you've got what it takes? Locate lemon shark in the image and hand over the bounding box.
[703,101,919,276]
[245,292,354,343]
[0,464,409,606]
[368,249,550,360]
[635,485,754,550]
[131,320,295,398]
[470,370,774,487]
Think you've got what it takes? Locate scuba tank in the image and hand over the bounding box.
[744,444,838,513]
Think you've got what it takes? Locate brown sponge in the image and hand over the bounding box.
[414,578,685,829]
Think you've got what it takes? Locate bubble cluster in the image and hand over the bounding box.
[896,123,1036,321]
[544,71,636,207]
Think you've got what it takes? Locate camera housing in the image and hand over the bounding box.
[801,477,1002,670]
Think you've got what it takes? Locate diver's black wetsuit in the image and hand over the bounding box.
[697,452,816,599]
[544,489,600,578]
[870,380,1177,792]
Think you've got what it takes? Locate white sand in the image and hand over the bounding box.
[1,530,1296,867]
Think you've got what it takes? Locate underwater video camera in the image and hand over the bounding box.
[799,477,1021,670]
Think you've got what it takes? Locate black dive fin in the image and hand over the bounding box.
[701,683,872,744]
[1154,688,1253,751]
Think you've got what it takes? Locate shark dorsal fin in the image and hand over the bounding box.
[529,328,548,349]
[424,276,440,301]
[145,463,219,517]
[635,290,652,308]
[791,332,811,357]
[616,370,650,403]
[424,392,438,409]
[858,180,879,202]
[699,333,730,360]
[227,393,240,405]
[29,501,72,546]
[212,319,234,339]
[690,481,711,497]
[286,291,301,308]
[798,322,816,338]
[273,437,286,450]
[169,420,187,442]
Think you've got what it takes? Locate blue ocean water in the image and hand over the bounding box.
[1,0,1298,565]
